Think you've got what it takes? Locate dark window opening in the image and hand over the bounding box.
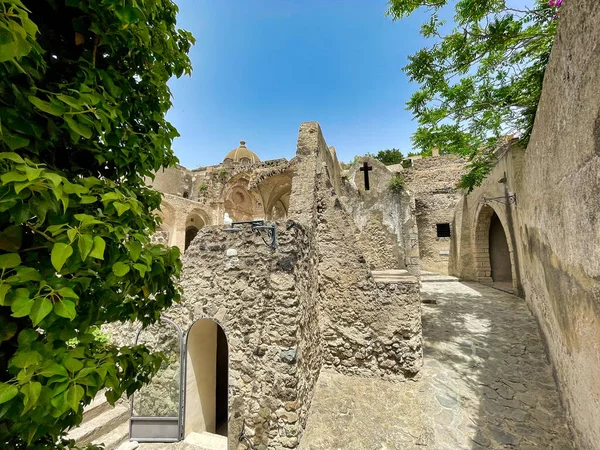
[436,223,451,238]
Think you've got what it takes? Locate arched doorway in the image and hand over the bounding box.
[185,319,228,444]
[184,212,207,251]
[473,204,516,292]
[489,212,512,283]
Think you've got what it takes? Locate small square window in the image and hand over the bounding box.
[436,223,451,238]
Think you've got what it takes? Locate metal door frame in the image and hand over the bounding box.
[129,317,186,443]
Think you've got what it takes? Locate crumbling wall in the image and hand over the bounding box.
[340,156,419,273]
[289,123,423,380]
[181,225,322,450]
[404,155,466,274]
[450,0,600,446]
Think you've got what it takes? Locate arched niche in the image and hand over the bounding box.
[258,172,293,221]
[185,319,229,440]
[223,175,263,222]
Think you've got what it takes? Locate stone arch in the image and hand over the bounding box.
[472,203,518,291]
[258,173,293,221]
[185,319,228,440]
[155,201,176,246]
[223,174,263,222]
[184,209,210,251]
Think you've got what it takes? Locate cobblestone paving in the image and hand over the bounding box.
[300,280,573,449]
[417,280,572,449]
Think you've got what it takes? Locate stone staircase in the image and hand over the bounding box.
[67,393,132,450]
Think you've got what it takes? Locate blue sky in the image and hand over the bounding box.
[166,0,434,168]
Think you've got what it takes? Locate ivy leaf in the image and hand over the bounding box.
[0,152,25,164]
[0,253,21,269]
[0,383,19,405]
[89,236,106,260]
[127,241,142,261]
[30,297,52,326]
[112,262,130,277]
[54,300,76,320]
[65,384,84,411]
[51,242,73,272]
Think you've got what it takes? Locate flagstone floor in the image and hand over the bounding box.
[300,280,573,449]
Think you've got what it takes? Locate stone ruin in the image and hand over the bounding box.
[105,122,426,449]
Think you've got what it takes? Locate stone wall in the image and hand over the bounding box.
[181,225,323,450]
[289,123,423,379]
[341,156,420,274]
[450,0,600,445]
[404,155,466,274]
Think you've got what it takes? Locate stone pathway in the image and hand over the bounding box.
[300,280,573,449]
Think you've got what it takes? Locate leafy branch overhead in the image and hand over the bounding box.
[0,0,193,447]
[387,0,559,191]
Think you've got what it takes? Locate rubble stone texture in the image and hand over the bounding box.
[299,280,572,450]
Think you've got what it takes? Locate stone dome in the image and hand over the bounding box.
[223,140,260,165]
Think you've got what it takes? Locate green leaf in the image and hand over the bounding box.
[28,96,65,116]
[0,132,29,150]
[43,172,62,186]
[112,262,130,277]
[39,362,68,378]
[0,171,28,184]
[57,287,79,299]
[89,236,106,260]
[11,288,32,317]
[0,383,18,405]
[10,350,42,369]
[0,152,25,164]
[30,297,52,326]
[64,116,92,139]
[67,228,77,242]
[0,253,21,269]
[54,300,76,320]
[65,384,84,411]
[127,241,142,261]
[77,234,93,261]
[21,381,41,413]
[113,202,130,216]
[79,195,97,204]
[133,263,148,277]
[64,358,84,373]
[0,284,10,306]
[15,267,41,282]
[51,242,73,272]
[0,225,23,252]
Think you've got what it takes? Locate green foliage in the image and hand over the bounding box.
[0,0,192,446]
[198,183,208,192]
[373,148,404,165]
[387,0,558,191]
[218,168,229,178]
[388,174,406,193]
